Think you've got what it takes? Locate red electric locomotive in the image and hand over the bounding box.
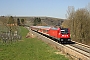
[48,27,71,43]
[30,26,71,43]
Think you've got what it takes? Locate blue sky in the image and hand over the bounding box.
[0,0,90,18]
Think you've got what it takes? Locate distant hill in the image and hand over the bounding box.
[0,16,65,26]
[39,17,65,26]
[15,17,65,26]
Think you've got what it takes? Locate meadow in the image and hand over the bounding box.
[0,27,69,60]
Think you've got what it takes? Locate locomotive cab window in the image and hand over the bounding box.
[61,28,69,34]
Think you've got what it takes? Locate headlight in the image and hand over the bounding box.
[61,39,63,41]
[68,39,70,41]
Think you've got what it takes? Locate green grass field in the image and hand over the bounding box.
[0,27,69,60]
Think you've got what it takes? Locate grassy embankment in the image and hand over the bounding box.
[0,27,69,60]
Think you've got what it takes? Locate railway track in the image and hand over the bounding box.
[65,44,90,58]
[75,42,90,49]
[70,43,90,52]
[26,27,90,60]
[67,41,90,58]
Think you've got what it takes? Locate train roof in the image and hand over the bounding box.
[50,27,58,30]
[41,26,51,30]
[50,27,68,30]
[31,26,51,30]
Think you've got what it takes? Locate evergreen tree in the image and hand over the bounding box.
[33,17,41,26]
[17,18,20,26]
[21,19,24,24]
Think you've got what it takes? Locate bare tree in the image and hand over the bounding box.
[66,6,75,38]
[62,6,90,44]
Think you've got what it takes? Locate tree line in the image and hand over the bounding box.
[62,5,90,45]
[33,17,41,26]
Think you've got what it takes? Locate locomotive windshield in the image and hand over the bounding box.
[61,28,69,34]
